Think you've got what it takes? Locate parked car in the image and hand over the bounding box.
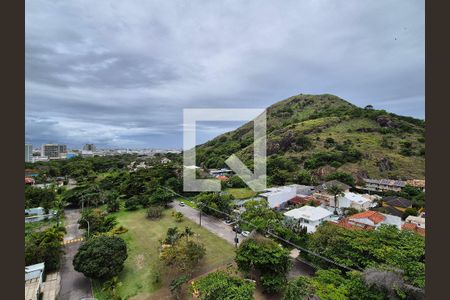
[225,219,234,225]
[241,231,250,237]
[179,202,185,207]
[232,226,242,234]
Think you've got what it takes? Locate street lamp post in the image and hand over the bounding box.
[81,219,90,238]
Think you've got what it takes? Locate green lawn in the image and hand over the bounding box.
[93,208,235,300]
[225,188,256,199]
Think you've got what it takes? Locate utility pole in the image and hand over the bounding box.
[234,215,240,248]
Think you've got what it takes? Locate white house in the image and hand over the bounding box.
[260,186,297,209]
[25,262,45,300]
[405,215,425,229]
[329,192,373,211]
[283,205,333,233]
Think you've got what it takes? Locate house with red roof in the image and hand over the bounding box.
[336,210,402,230]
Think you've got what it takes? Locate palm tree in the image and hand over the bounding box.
[327,185,345,215]
[183,226,194,242]
[102,276,123,300]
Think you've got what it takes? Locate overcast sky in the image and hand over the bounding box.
[25,0,424,149]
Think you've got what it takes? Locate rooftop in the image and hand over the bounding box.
[363,178,406,187]
[383,196,412,208]
[343,192,371,205]
[348,211,385,224]
[284,205,333,221]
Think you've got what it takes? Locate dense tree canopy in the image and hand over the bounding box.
[236,236,291,293]
[191,270,255,300]
[78,208,117,236]
[73,235,128,280]
[195,192,234,218]
[304,223,425,289]
[25,227,64,271]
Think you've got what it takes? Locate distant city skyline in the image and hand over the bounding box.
[26,0,424,148]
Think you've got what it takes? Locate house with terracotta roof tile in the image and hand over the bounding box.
[337,210,402,230]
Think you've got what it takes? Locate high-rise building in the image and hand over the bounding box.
[41,144,67,158]
[83,143,96,152]
[59,144,67,153]
[25,144,32,162]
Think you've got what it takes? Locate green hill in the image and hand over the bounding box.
[195,94,425,185]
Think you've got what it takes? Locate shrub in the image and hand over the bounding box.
[147,206,164,219]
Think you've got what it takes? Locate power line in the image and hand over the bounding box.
[162,187,359,272]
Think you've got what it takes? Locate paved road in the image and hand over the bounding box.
[59,208,93,300]
[170,200,241,245]
[170,200,315,277]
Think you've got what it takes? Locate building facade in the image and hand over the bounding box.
[83,143,96,151]
[41,144,67,158]
[25,144,33,162]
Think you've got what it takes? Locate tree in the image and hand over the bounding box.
[101,276,123,300]
[304,223,425,290]
[147,205,164,219]
[150,187,173,207]
[174,211,184,222]
[124,196,140,210]
[240,199,281,232]
[25,227,64,271]
[73,235,128,280]
[191,270,255,300]
[227,175,247,188]
[79,208,117,236]
[160,238,206,275]
[283,276,316,300]
[270,169,290,186]
[236,236,291,293]
[196,192,234,218]
[295,170,315,185]
[327,185,345,215]
[402,207,418,220]
[325,172,355,187]
[106,196,121,213]
[25,186,56,211]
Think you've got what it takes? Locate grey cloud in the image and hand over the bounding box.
[25,0,424,148]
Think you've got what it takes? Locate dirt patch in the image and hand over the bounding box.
[135,254,145,270]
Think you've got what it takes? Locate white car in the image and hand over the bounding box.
[179,202,185,207]
[241,231,250,237]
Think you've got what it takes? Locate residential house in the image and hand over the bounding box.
[25,262,45,300]
[25,177,35,185]
[284,205,333,233]
[160,157,172,164]
[405,179,425,190]
[337,210,402,230]
[313,180,351,206]
[288,195,321,207]
[382,196,412,212]
[209,168,233,177]
[404,215,425,229]
[329,192,373,211]
[259,186,297,209]
[362,178,406,192]
[402,219,426,236]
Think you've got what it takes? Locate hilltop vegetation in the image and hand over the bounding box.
[196,94,425,184]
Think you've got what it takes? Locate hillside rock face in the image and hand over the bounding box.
[377,157,394,172]
[195,94,425,182]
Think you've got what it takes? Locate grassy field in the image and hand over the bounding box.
[93,208,236,300]
[225,188,256,199]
